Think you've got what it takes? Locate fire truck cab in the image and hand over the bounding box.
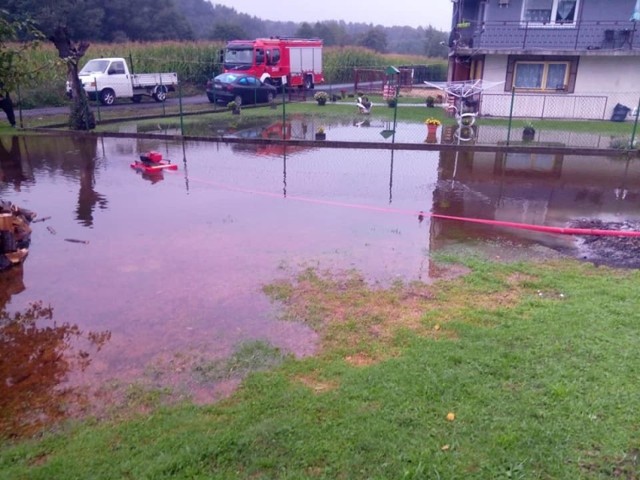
[221,37,324,89]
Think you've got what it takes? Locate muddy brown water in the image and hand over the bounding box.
[1,129,640,436]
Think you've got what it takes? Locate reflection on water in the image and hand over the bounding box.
[1,132,640,435]
[0,298,111,438]
[0,136,34,190]
[130,115,630,150]
[430,149,640,258]
[76,138,107,227]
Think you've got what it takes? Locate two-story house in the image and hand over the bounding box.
[447,0,640,120]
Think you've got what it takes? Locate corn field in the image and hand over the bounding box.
[11,41,446,108]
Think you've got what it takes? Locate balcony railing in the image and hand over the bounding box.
[452,20,640,52]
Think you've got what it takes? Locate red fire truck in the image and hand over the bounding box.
[220,37,324,89]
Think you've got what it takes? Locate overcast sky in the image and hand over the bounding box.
[211,0,454,31]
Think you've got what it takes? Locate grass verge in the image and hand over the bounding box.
[1,256,639,479]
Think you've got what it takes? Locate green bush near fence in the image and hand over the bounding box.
[13,42,445,108]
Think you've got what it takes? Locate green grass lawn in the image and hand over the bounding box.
[1,257,639,479]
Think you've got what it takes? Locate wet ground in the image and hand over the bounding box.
[1,128,640,437]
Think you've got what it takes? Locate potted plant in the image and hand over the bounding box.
[425,117,441,135]
[314,91,329,106]
[522,122,535,141]
[425,96,435,108]
[227,101,240,114]
[315,126,326,140]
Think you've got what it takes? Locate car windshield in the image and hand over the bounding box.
[215,73,242,83]
[79,59,111,74]
[224,48,253,65]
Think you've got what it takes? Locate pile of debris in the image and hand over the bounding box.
[570,218,640,269]
[0,201,36,271]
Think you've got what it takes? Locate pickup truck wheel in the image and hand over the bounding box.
[234,95,242,106]
[153,86,167,102]
[132,95,142,103]
[99,89,116,106]
[267,92,274,103]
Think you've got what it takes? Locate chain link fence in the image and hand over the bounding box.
[12,54,640,153]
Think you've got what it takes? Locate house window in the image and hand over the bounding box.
[513,61,568,90]
[522,0,579,24]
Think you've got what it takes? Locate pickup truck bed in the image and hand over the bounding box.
[132,73,178,88]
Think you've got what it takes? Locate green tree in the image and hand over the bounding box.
[0,9,44,91]
[4,0,193,42]
[3,0,104,39]
[2,1,450,54]
[358,26,387,52]
[295,22,315,39]
[314,22,337,46]
[49,26,95,131]
[209,23,247,41]
[181,0,215,39]
[423,26,448,58]
[321,21,350,46]
[99,0,193,41]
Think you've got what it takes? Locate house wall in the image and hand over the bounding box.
[483,0,632,22]
[479,54,640,119]
[468,0,639,51]
[578,0,632,22]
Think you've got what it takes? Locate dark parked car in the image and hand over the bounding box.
[206,73,277,106]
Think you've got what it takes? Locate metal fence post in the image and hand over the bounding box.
[506,87,515,146]
[160,74,166,116]
[94,84,101,122]
[16,81,23,128]
[630,97,640,149]
[178,78,184,136]
[282,82,286,140]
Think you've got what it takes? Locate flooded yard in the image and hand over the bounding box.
[1,131,640,436]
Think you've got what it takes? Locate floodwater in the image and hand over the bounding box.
[1,124,640,436]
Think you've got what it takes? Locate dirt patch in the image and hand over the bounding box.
[296,374,339,393]
[570,219,640,269]
[400,87,444,99]
[345,352,377,367]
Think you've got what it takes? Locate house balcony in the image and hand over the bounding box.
[452,20,640,55]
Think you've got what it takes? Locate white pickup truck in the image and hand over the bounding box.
[67,57,178,105]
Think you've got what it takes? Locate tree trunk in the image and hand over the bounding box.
[49,27,95,131]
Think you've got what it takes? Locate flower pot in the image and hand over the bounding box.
[317,99,326,106]
[425,131,438,144]
[427,124,438,135]
[315,132,326,140]
[522,128,535,141]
